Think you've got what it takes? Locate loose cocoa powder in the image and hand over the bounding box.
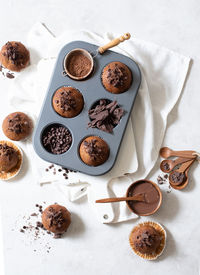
[67,53,92,77]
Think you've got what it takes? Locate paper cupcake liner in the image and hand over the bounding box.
[0,140,23,180]
[129,221,166,260]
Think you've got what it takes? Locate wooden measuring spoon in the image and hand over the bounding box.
[96,193,145,203]
[160,157,193,173]
[170,164,192,190]
[160,147,196,159]
[169,159,196,187]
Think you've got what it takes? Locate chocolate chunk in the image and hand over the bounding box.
[88,99,124,133]
[106,63,128,87]
[57,89,77,112]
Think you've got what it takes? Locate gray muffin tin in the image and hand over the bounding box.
[33,41,141,176]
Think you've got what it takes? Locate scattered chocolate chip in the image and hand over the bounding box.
[20,229,25,233]
[31,213,38,217]
[6,72,15,79]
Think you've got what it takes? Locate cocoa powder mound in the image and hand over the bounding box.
[67,53,91,77]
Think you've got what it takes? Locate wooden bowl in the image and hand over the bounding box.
[126,179,162,216]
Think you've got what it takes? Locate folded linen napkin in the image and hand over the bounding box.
[9,22,190,223]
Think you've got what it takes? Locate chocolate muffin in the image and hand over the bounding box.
[42,204,71,237]
[0,143,18,172]
[52,86,84,118]
[0,41,30,72]
[101,61,132,94]
[129,221,166,260]
[79,136,109,166]
[2,112,33,141]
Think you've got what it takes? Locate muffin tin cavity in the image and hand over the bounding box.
[52,86,84,118]
[33,41,141,176]
[42,124,72,155]
[88,99,124,133]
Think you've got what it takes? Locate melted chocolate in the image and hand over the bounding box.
[127,181,160,215]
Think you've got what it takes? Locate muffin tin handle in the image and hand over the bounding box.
[98,33,131,54]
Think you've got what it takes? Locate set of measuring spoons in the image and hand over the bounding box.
[160,147,199,190]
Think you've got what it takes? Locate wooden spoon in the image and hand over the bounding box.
[169,159,196,186]
[170,164,192,190]
[160,157,193,173]
[96,193,145,203]
[160,147,196,159]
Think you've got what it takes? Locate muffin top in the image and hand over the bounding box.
[2,112,33,141]
[42,204,71,237]
[79,136,109,166]
[131,225,161,254]
[0,143,18,172]
[0,41,30,72]
[102,61,132,94]
[52,87,84,118]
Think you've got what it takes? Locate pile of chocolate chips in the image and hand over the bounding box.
[55,89,76,112]
[83,139,102,160]
[42,125,72,154]
[8,113,28,134]
[107,64,128,87]
[0,64,15,79]
[88,99,124,133]
[45,164,76,180]
[3,42,22,65]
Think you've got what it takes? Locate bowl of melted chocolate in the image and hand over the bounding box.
[126,180,162,216]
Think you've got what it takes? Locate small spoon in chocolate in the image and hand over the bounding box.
[160,147,196,159]
[160,157,193,173]
[169,158,196,186]
[96,193,145,203]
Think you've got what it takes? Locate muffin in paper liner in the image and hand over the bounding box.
[0,140,23,180]
[129,221,166,260]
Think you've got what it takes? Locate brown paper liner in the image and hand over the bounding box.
[0,140,23,180]
[129,221,166,260]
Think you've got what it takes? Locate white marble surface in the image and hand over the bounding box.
[0,1,200,275]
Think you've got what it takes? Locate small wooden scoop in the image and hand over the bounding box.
[160,147,196,159]
[160,157,193,173]
[169,158,196,187]
[96,193,145,203]
[170,165,192,190]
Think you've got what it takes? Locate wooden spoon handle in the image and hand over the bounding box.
[177,158,196,172]
[171,150,196,158]
[96,194,144,203]
[98,33,131,54]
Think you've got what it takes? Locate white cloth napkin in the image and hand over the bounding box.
[9,22,190,223]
